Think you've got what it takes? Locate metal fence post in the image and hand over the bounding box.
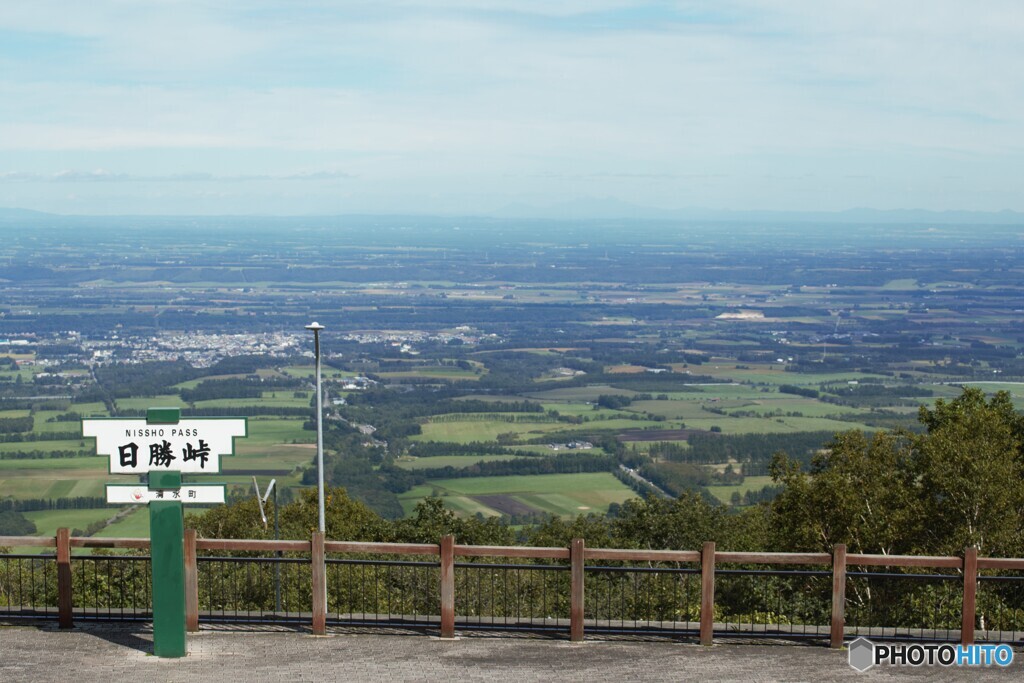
[440,535,455,638]
[184,529,199,632]
[700,541,715,645]
[830,543,846,648]
[570,538,585,642]
[56,528,72,629]
[962,546,978,645]
[312,531,326,635]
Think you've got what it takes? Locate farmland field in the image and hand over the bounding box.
[706,476,776,505]
[398,472,634,518]
[412,419,567,443]
[394,454,531,470]
[24,508,114,538]
[94,507,151,538]
[115,395,188,410]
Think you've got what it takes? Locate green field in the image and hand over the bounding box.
[706,476,776,505]
[192,393,312,409]
[281,365,316,379]
[29,411,85,434]
[70,401,110,416]
[0,439,86,454]
[524,385,641,402]
[412,419,567,443]
[0,457,110,498]
[24,507,115,537]
[399,472,637,518]
[394,454,533,470]
[115,395,188,410]
[538,402,628,419]
[95,507,151,538]
[675,415,872,435]
[957,381,1024,398]
[241,417,311,444]
[376,367,481,380]
[174,374,249,390]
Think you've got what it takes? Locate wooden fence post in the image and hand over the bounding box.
[700,541,715,645]
[184,529,199,632]
[56,528,72,629]
[311,531,326,635]
[440,535,455,638]
[830,543,846,649]
[962,546,978,645]
[570,538,585,642]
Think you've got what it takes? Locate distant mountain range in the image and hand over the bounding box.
[2,204,1023,225]
[492,198,1024,224]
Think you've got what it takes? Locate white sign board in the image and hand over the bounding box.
[83,418,246,474]
[106,484,227,505]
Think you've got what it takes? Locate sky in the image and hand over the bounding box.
[0,1,1022,216]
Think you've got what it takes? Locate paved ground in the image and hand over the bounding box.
[1,624,1022,682]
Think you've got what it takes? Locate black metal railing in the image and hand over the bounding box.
[0,554,57,620]
[585,564,700,637]
[198,555,310,624]
[327,557,440,628]
[72,554,152,621]
[845,570,962,642]
[715,568,832,641]
[977,573,1024,644]
[455,560,569,632]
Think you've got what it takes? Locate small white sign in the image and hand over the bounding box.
[83,418,246,474]
[105,484,227,505]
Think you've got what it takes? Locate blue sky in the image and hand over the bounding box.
[0,1,1021,215]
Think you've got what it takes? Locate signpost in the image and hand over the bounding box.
[105,484,226,505]
[83,408,246,658]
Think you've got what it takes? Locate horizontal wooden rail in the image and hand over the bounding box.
[197,539,310,552]
[715,552,831,565]
[977,557,1024,570]
[0,536,56,547]
[326,541,438,556]
[846,553,963,569]
[70,537,151,549]
[584,548,700,563]
[455,545,569,560]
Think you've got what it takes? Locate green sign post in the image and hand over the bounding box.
[83,407,246,659]
[149,469,186,657]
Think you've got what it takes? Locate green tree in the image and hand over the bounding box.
[770,430,921,554]
[393,497,514,545]
[0,510,37,536]
[280,486,392,541]
[769,388,1024,557]
[610,492,738,550]
[914,388,1024,556]
[189,486,391,542]
[525,513,612,548]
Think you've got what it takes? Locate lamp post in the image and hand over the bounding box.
[305,322,326,534]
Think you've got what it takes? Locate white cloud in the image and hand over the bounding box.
[1,1,1022,212]
[0,169,353,182]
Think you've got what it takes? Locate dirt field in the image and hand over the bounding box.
[473,494,538,515]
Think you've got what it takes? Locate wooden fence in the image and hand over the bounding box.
[2,530,1016,647]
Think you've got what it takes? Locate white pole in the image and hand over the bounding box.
[306,322,326,534]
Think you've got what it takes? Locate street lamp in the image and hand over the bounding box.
[305,322,326,534]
